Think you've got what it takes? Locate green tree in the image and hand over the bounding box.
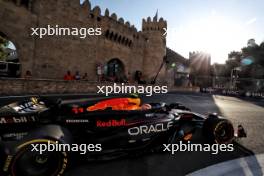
[225,51,242,76]
[259,41,264,66]
[241,39,264,66]
[0,36,9,61]
[240,39,264,78]
[260,41,264,48]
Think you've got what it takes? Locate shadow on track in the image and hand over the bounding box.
[65,142,255,176]
[64,93,256,176]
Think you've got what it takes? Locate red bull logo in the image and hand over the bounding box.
[96,119,126,127]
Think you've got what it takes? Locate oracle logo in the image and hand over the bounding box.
[128,121,173,136]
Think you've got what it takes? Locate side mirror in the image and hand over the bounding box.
[236,125,247,138]
[40,97,62,109]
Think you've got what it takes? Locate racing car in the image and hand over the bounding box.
[0,96,246,176]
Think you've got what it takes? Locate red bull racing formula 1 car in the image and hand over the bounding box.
[0,96,246,176]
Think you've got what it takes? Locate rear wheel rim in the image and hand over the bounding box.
[11,141,66,176]
[214,121,234,144]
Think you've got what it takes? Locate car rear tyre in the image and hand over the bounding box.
[9,139,68,176]
[203,116,234,144]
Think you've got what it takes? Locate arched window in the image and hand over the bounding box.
[106,58,126,82]
[0,32,21,78]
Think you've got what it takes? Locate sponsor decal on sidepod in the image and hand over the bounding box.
[97,119,126,127]
[128,122,173,136]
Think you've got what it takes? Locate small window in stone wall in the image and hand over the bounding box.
[125,39,129,46]
[114,34,118,41]
[104,30,133,48]
[21,0,29,6]
[105,30,110,38]
[118,36,122,43]
[121,37,125,44]
[128,41,132,47]
[109,32,114,40]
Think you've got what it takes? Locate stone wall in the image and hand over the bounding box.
[0,79,199,96]
[0,78,98,95]
[0,0,167,82]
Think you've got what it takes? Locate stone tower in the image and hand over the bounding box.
[142,13,167,82]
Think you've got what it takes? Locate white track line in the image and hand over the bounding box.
[187,153,264,176]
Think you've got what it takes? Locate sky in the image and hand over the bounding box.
[83,1,261,63]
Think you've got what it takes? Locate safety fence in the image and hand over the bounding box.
[193,76,264,92]
[200,87,264,99]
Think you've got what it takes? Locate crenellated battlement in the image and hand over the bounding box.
[142,15,167,32]
[4,0,165,35]
[79,0,138,33]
